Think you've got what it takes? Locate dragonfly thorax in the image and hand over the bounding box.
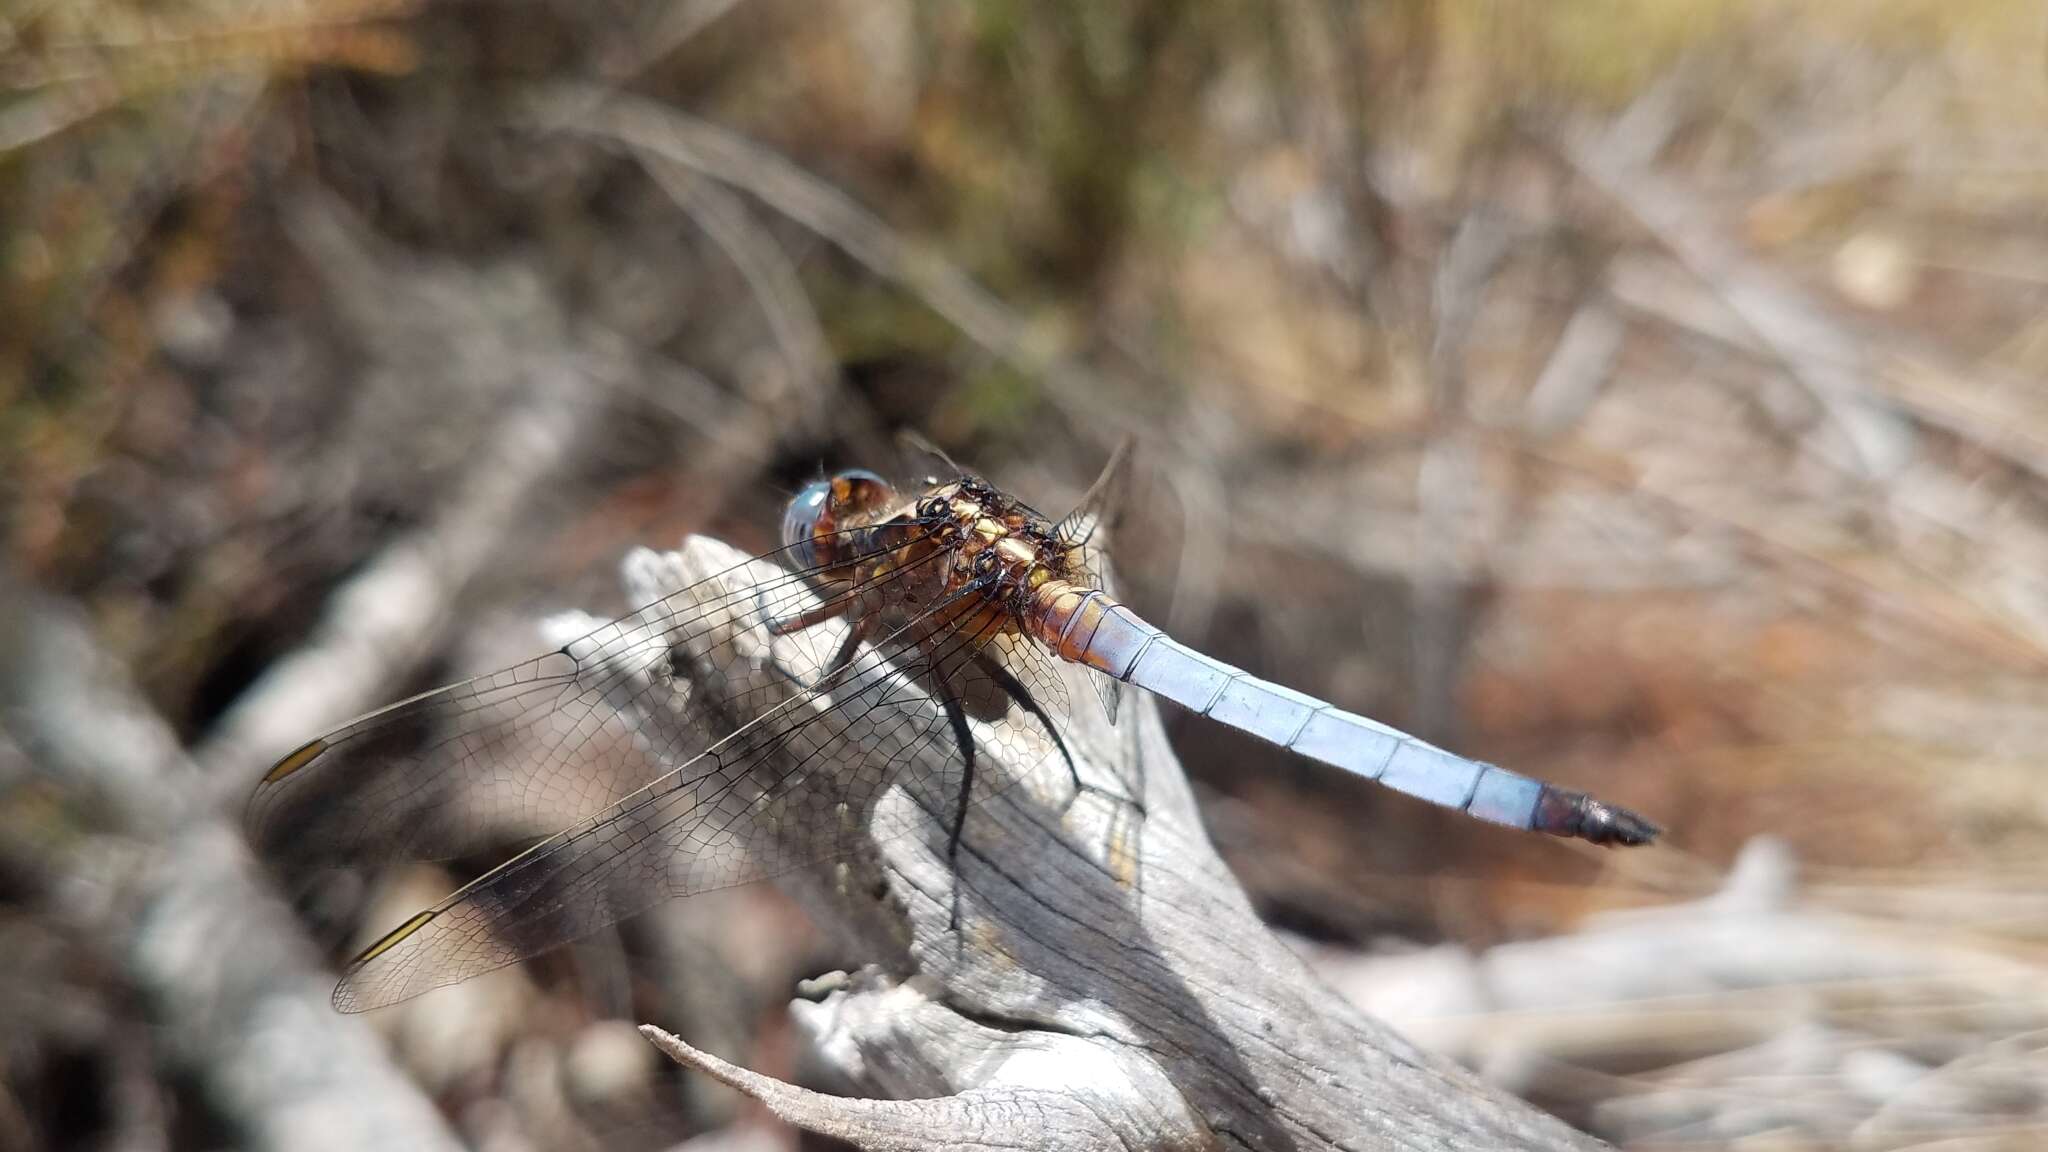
[930,480,1078,605]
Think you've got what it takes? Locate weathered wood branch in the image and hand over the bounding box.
[603,536,1608,1152]
[0,587,465,1152]
[194,187,825,802]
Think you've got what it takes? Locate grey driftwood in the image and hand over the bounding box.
[570,535,1608,1152]
[0,587,466,1152]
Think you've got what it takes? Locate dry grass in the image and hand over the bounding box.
[4,1,2047,1148]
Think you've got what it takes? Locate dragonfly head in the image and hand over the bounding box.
[783,469,897,571]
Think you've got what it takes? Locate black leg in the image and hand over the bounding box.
[767,592,853,636]
[816,615,872,690]
[937,688,975,930]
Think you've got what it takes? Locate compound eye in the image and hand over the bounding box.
[781,480,833,569]
[830,468,896,510]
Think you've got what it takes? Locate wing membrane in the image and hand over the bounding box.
[247,545,847,868]
[1056,438,1135,725]
[250,531,1076,1011]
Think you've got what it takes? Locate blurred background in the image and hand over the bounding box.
[6,1,2048,1149]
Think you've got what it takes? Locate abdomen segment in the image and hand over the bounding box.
[1033,585,1658,846]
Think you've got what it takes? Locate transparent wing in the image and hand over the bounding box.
[246,543,845,870]
[1052,437,1132,555]
[248,532,1075,1011]
[1053,437,1195,727]
[1053,440,1132,725]
[894,427,973,486]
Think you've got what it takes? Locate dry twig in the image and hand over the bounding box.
[0,588,464,1152]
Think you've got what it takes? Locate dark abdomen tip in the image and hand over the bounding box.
[1534,786,1662,847]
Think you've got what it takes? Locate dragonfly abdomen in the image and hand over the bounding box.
[1030,584,1657,847]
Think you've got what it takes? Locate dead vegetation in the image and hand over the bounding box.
[4,1,2047,1149]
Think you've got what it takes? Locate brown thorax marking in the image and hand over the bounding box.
[931,482,1073,603]
[807,474,1089,635]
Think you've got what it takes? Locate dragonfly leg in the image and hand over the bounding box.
[936,688,976,930]
[815,614,874,691]
[768,593,853,636]
[756,584,871,691]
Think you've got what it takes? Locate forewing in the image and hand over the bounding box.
[306,541,1074,1011]
[1054,439,1184,725]
[245,550,836,872]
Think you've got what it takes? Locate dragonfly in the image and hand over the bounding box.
[248,448,1659,1011]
